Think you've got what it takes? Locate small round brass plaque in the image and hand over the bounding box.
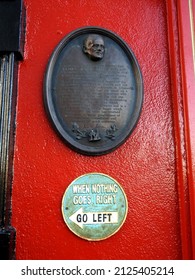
[61,173,128,241]
[44,27,143,155]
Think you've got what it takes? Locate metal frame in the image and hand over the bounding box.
[0,0,25,260]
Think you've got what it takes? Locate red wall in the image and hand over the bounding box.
[12,0,183,259]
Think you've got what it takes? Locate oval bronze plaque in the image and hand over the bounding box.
[44,27,143,155]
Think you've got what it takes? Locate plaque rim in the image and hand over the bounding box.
[44,26,144,155]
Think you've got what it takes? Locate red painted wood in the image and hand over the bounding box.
[178,0,195,259]
[11,0,188,259]
[166,0,193,260]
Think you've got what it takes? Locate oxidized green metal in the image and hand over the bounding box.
[61,173,128,241]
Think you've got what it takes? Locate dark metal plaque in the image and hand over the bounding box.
[44,27,143,155]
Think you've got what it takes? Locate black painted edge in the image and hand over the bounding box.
[0,227,16,260]
[0,0,26,60]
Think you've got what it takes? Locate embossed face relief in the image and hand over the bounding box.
[83,34,105,60]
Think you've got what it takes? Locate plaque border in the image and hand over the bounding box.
[44,26,144,155]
